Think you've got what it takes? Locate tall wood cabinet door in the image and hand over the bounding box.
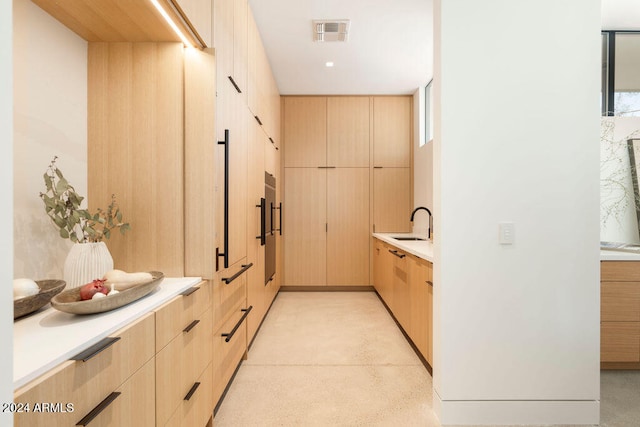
[283,97,327,167]
[88,42,185,276]
[373,96,411,168]
[246,117,266,343]
[373,168,412,233]
[228,93,248,266]
[327,97,370,167]
[184,48,216,278]
[409,258,431,363]
[213,0,233,80]
[246,5,259,115]
[233,0,248,95]
[327,168,370,285]
[284,168,326,285]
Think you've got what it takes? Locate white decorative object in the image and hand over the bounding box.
[63,242,114,288]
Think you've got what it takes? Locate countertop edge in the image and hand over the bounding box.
[373,233,434,262]
[13,276,202,390]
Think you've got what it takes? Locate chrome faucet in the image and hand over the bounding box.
[410,206,432,239]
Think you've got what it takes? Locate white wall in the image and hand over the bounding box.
[13,0,87,280]
[433,0,601,424]
[413,87,434,237]
[1,0,14,423]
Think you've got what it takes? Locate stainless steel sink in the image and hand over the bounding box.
[393,237,426,241]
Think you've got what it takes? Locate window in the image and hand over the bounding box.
[423,79,433,146]
[602,31,640,117]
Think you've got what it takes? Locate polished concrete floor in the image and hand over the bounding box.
[214,291,640,427]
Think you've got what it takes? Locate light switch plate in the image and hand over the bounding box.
[499,222,514,245]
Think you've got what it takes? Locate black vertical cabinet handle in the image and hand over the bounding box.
[256,198,266,245]
[218,129,229,269]
[76,392,121,426]
[278,202,282,235]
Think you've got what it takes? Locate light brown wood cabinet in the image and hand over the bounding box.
[373,237,433,368]
[155,281,213,426]
[373,168,412,233]
[283,97,327,168]
[601,261,640,368]
[14,313,156,427]
[212,258,251,407]
[373,96,412,168]
[327,97,370,167]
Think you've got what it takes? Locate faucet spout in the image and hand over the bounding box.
[410,206,432,239]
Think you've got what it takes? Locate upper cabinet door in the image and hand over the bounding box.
[174,0,213,47]
[233,0,248,96]
[283,97,327,167]
[327,97,370,167]
[373,96,412,167]
[213,0,234,79]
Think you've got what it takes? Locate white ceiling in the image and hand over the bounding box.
[249,0,639,96]
[248,0,433,95]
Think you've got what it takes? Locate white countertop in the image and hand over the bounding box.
[600,249,640,261]
[373,233,434,262]
[13,276,202,390]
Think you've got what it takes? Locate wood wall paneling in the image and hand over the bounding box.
[373,168,412,233]
[88,42,185,276]
[373,96,411,167]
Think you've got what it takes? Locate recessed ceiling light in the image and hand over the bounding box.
[325,62,334,67]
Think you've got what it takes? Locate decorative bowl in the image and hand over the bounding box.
[14,280,66,320]
[50,272,164,315]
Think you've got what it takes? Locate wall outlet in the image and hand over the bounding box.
[499,222,515,245]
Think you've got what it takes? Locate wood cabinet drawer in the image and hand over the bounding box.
[601,261,640,281]
[213,258,248,332]
[79,358,155,427]
[14,313,155,427]
[165,362,214,427]
[601,282,640,322]
[156,306,213,426]
[156,280,212,352]
[601,322,640,362]
[212,303,250,406]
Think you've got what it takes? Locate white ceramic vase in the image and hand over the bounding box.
[63,242,114,288]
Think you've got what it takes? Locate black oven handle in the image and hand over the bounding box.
[256,198,265,246]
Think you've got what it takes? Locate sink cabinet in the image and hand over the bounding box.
[601,261,640,368]
[373,237,433,369]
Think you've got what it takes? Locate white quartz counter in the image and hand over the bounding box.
[373,233,434,262]
[13,276,202,390]
[600,249,640,261]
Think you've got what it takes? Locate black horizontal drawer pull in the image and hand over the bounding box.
[269,137,275,144]
[254,115,263,125]
[388,249,405,259]
[228,76,242,93]
[222,306,253,342]
[76,392,120,426]
[183,319,200,333]
[71,337,121,362]
[317,166,336,169]
[184,382,201,401]
[222,263,253,284]
[426,281,433,287]
[374,166,383,169]
[180,286,200,297]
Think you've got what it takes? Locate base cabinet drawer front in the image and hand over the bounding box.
[601,261,640,281]
[156,306,213,426]
[14,313,155,427]
[409,257,432,364]
[601,282,640,322]
[213,304,249,406]
[213,258,248,332]
[156,280,212,352]
[165,362,214,427]
[81,358,156,427]
[392,250,410,331]
[601,322,640,362]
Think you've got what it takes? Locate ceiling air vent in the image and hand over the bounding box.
[313,20,350,42]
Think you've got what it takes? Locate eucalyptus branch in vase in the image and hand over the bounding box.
[39,156,131,243]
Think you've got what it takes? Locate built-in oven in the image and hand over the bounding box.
[264,172,276,284]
